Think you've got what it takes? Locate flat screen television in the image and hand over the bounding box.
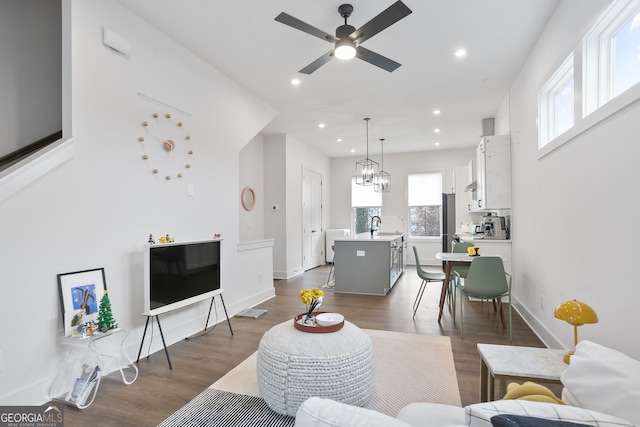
[144,239,222,316]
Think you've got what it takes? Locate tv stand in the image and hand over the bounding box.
[136,293,233,369]
[188,292,234,339]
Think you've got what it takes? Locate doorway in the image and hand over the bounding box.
[302,168,323,271]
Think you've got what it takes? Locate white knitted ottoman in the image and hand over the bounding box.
[256,320,374,416]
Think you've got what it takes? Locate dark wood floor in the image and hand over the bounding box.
[56,264,552,427]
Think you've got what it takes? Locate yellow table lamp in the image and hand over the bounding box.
[554,300,598,364]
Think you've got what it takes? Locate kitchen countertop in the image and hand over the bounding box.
[334,232,405,242]
[456,233,511,243]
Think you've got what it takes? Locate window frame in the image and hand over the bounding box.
[538,0,640,159]
[584,0,640,116]
[351,176,382,235]
[407,171,443,239]
[538,53,574,149]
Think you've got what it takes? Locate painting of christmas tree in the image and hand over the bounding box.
[96,290,117,332]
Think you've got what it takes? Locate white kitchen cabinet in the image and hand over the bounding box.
[466,159,479,212]
[476,135,511,210]
[454,165,472,225]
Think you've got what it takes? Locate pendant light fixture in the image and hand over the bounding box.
[375,138,391,193]
[355,118,379,186]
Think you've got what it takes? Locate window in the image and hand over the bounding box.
[612,10,640,96]
[407,172,442,238]
[351,177,381,235]
[584,0,640,116]
[538,54,574,148]
[538,0,640,157]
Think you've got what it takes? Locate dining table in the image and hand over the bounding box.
[435,252,476,323]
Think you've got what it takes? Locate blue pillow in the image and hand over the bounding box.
[491,415,592,427]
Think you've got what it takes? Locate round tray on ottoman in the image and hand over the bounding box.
[293,312,344,333]
[257,320,374,416]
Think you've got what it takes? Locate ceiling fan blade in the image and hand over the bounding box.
[299,51,334,74]
[275,12,338,43]
[350,0,412,44]
[355,46,401,72]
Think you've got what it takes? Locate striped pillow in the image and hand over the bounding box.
[465,401,635,427]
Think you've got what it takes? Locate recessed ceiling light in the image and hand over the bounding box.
[454,48,467,58]
[291,78,301,86]
[337,138,343,142]
[434,142,440,146]
[318,123,325,129]
[350,149,355,153]
[432,109,441,115]
[434,128,441,133]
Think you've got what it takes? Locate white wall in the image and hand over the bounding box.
[264,135,288,276]
[0,0,278,405]
[239,134,265,242]
[0,0,61,154]
[507,0,639,358]
[330,147,476,265]
[264,134,331,278]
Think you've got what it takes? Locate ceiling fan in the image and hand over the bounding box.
[274,1,412,74]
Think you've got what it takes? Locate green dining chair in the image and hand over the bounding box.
[451,241,473,276]
[452,256,512,342]
[412,246,446,318]
[449,241,474,313]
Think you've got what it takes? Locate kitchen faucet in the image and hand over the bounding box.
[370,216,382,236]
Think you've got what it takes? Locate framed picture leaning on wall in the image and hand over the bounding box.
[57,268,107,336]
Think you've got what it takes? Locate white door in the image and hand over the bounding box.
[302,169,323,271]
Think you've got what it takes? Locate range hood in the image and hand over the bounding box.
[482,118,495,137]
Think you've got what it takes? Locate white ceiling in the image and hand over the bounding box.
[115,0,559,158]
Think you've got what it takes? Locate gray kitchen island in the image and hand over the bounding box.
[333,233,406,295]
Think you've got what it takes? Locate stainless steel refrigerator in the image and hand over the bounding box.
[442,193,456,255]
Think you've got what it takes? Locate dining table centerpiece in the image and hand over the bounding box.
[299,287,324,325]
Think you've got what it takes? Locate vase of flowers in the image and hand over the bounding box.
[299,287,324,325]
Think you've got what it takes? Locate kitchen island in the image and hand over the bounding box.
[333,233,406,295]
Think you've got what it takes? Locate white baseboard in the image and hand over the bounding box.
[273,268,304,280]
[512,297,564,350]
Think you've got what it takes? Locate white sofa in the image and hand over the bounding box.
[294,341,639,427]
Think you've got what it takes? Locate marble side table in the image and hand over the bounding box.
[477,343,567,402]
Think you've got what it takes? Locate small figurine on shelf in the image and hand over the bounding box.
[158,234,175,244]
[214,233,221,239]
[96,290,117,333]
[148,234,155,244]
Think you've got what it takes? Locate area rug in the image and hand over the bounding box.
[158,389,294,427]
[159,329,461,426]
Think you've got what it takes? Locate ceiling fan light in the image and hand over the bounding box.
[335,42,356,60]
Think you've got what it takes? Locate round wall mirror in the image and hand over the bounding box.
[241,186,256,211]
